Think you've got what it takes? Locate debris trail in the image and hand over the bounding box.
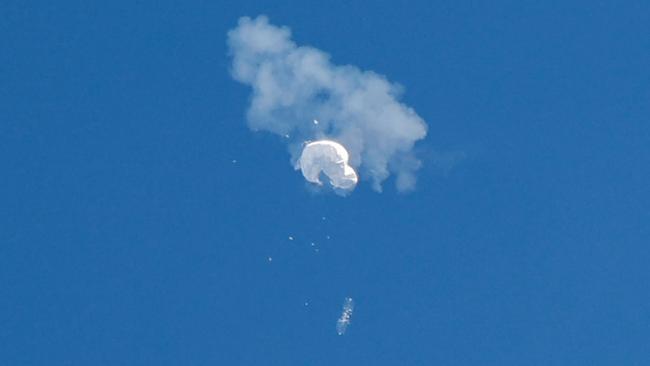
[336,297,354,335]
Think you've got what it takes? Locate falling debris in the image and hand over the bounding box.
[336,297,354,335]
[298,140,358,190]
[313,119,319,125]
[288,236,294,241]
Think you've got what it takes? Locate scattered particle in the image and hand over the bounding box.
[232,159,237,163]
[268,257,273,262]
[326,235,331,240]
[288,236,294,241]
[313,119,319,125]
[322,216,326,220]
[310,242,316,246]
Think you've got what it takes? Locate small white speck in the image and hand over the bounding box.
[268,257,273,262]
[288,236,294,241]
[284,134,290,138]
[304,302,309,306]
[310,242,316,246]
[326,235,331,240]
[322,216,326,220]
[313,119,319,125]
[231,159,237,164]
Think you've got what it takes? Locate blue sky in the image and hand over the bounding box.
[2,1,649,365]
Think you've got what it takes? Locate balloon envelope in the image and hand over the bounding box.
[298,140,358,190]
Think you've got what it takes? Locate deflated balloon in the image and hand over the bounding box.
[298,140,358,190]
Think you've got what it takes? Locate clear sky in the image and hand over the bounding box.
[2,1,649,365]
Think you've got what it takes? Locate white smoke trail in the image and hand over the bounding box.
[336,297,354,335]
[227,16,428,192]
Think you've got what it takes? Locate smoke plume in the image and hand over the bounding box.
[227,16,428,191]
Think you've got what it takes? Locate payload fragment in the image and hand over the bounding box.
[297,140,358,190]
[336,297,354,335]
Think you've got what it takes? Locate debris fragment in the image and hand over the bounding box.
[336,297,354,335]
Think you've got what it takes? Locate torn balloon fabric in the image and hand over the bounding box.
[298,140,358,190]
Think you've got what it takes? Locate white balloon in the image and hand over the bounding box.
[298,140,358,190]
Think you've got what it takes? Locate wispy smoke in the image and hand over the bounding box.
[228,16,428,192]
